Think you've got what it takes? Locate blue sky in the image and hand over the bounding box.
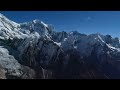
[1,11,120,38]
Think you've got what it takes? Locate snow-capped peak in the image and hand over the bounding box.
[0,13,28,40]
[19,19,54,40]
[0,13,19,27]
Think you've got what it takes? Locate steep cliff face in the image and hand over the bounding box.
[1,13,120,79]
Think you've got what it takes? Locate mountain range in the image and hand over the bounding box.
[0,13,120,79]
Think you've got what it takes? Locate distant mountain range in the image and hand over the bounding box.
[0,13,120,79]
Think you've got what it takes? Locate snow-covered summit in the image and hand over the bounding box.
[19,19,53,39]
[0,13,19,28]
[0,13,28,40]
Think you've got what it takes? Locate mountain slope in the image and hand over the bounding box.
[0,13,120,79]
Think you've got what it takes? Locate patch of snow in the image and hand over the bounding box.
[64,38,67,41]
[41,21,48,27]
[106,44,120,52]
[98,34,105,43]
[54,42,61,46]
[74,46,77,49]
[69,32,73,35]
